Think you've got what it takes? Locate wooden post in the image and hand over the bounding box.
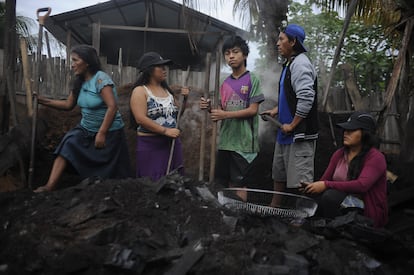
[92,21,101,56]
[19,38,33,116]
[44,31,55,97]
[44,31,52,58]
[199,52,211,181]
[65,30,72,92]
[118,48,123,84]
[209,43,222,184]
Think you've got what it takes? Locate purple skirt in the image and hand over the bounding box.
[136,135,184,181]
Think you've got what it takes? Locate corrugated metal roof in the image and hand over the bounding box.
[44,0,247,70]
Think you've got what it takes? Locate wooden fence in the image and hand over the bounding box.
[14,53,207,99]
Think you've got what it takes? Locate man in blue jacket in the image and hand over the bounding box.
[262,24,318,206]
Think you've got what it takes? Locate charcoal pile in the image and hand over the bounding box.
[0,173,413,275]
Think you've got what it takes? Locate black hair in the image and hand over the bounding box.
[347,129,380,180]
[284,33,306,54]
[70,45,102,100]
[129,66,173,129]
[222,35,249,66]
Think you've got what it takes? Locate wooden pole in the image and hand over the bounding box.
[321,0,358,111]
[28,7,51,188]
[198,52,211,181]
[209,43,222,184]
[19,38,33,116]
[166,66,190,175]
[118,48,123,84]
[44,31,52,58]
[92,21,101,56]
[65,30,72,92]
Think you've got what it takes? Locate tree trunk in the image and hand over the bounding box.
[257,0,288,62]
[1,0,18,133]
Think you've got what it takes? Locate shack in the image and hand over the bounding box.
[43,0,247,72]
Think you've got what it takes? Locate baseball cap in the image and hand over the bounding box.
[337,111,377,132]
[137,52,173,71]
[283,24,307,52]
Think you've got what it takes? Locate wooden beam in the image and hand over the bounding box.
[100,24,225,35]
[92,21,101,55]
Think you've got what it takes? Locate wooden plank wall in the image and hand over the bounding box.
[13,54,205,98]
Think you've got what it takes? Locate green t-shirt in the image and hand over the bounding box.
[217,71,264,154]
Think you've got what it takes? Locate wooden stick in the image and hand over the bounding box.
[198,53,211,181]
[166,66,190,175]
[19,38,33,116]
[209,43,222,184]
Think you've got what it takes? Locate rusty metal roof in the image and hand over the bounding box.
[44,0,247,70]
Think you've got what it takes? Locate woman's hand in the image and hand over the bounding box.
[303,181,327,194]
[95,131,106,149]
[164,128,181,139]
[199,97,211,112]
[181,86,190,97]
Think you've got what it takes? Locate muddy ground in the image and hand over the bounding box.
[1,85,414,274]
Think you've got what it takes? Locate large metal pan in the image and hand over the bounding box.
[218,188,318,219]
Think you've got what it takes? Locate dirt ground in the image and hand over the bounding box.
[1,85,414,274]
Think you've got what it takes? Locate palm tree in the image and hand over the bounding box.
[183,0,288,62]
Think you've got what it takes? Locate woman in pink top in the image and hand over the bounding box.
[303,111,388,227]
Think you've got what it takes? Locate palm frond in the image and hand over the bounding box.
[310,0,402,27]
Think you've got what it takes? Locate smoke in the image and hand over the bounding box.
[257,63,281,153]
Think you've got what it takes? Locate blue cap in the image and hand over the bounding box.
[284,24,307,52]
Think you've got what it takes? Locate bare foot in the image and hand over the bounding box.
[33,186,52,193]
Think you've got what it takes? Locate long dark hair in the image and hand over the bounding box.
[347,129,380,180]
[129,66,173,129]
[70,45,102,100]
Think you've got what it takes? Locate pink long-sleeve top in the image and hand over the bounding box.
[321,147,388,227]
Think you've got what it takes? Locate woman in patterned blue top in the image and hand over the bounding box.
[130,52,189,181]
[34,45,131,192]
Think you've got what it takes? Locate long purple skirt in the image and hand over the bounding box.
[136,135,184,181]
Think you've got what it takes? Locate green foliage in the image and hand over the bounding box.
[255,0,395,95]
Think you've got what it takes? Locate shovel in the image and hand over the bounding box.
[28,7,51,188]
[166,66,190,175]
